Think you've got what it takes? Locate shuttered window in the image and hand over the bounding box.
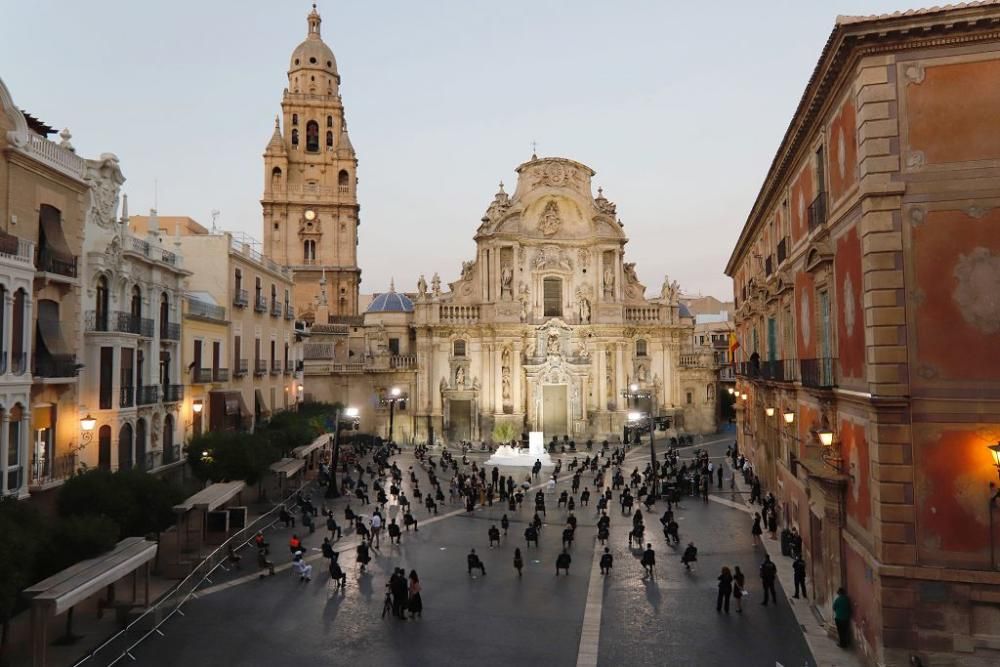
[543,278,562,317]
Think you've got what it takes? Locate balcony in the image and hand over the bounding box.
[213,368,230,382]
[139,318,154,338]
[160,249,177,266]
[120,385,135,408]
[233,289,249,308]
[254,295,267,313]
[807,192,827,232]
[283,362,292,376]
[36,249,77,278]
[160,321,180,341]
[777,237,788,265]
[270,300,282,317]
[284,303,295,320]
[187,298,226,321]
[125,235,150,257]
[163,384,183,403]
[800,358,837,389]
[192,368,213,383]
[254,359,267,376]
[270,360,282,375]
[117,312,141,334]
[34,355,79,379]
[137,385,160,405]
[234,358,249,377]
[760,359,785,381]
[389,354,417,370]
[30,452,76,488]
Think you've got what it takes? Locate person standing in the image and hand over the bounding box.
[733,566,745,613]
[833,588,852,648]
[751,512,763,547]
[716,464,723,489]
[370,512,382,548]
[407,570,423,619]
[767,510,778,540]
[513,547,524,576]
[641,543,656,577]
[717,566,733,613]
[759,555,778,606]
[792,554,807,599]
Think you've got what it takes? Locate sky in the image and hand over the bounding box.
[1,0,920,300]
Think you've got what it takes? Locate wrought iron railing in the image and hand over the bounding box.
[233,289,248,308]
[34,355,79,378]
[807,192,827,232]
[254,359,267,376]
[284,303,295,320]
[270,300,282,317]
[234,358,249,377]
[161,321,180,341]
[120,385,135,408]
[213,368,230,382]
[187,298,226,321]
[139,318,154,338]
[137,385,160,405]
[192,368,212,383]
[800,357,837,389]
[163,384,184,403]
[254,295,268,313]
[36,249,77,277]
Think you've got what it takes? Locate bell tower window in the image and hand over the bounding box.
[326,115,333,128]
[338,170,349,188]
[543,277,563,317]
[326,131,333,148]
[271,167,282,191]
[304,240,316,263]
[306,120,319,153]
[291,129,299,147]
[292,114,298,126]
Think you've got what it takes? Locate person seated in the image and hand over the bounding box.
[288,534,303,554]
[558,490,569,507]
[345,505,355,523]
[257,548,275,577]
[388,519,402,544]
[321,538,335,560]
[524,525,539,547]
[292,552,313,582]
[404,510,418,531]
[562,527,574,549]
[598,525,610,544]
[555,550,572,576]
[567,497,576,512]
[487,525,502,547]
[567,513,578,530]
[681,542,698,570]
[326,515,343,540]
[425,496,438,515]
[641,543,656,575]
[279,506,295,528]
[467,549,486,575]
[329,558,347,589]
[599,547,613,575]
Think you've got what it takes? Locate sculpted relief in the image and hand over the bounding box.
[538,200,562,237]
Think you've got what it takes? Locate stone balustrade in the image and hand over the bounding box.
[439,304,480,323]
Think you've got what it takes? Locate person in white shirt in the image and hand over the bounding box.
[370,512,383,548]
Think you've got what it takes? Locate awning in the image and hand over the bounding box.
[292,434,330,459]
[270,457,304,477]
[209,390,251,416]
[39,205,74,261]
[255,389,271,417]
[173,481,246,513]
[36,300,74,357]
[31,404,54,431]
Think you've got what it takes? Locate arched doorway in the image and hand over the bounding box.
[135,418,147,470]
[118,423,133,471]
[98,425,112,471]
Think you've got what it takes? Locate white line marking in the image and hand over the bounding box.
[576,539,606,667]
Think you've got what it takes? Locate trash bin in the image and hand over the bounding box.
[780,528,793,557]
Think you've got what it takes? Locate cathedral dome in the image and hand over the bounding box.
[288,5,339,80]
[366,288,414,313]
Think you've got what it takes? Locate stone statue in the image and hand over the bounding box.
[576,340,589,358]
[461,260,475,280]
[538,200,561,236]
[431,272,441,297]
[578,295,591,323]
[502,346,511,370]
[603,266,615,299]
[500,264,513,298]
[502,367,511,400]
[624,262,639,284]
[637,364,647,382]
[456,366,465,386]
[661,276,680,303]
[547,329,561,356]
[417,274,427,298]
[440,376,448,393]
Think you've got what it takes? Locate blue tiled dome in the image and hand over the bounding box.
[366,291,414,313]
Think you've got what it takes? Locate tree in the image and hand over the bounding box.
[492,421,516,445]
[57,469,183,538]
[0,498,46,656]
[187,431,280,486]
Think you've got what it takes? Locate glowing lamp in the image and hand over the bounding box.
[345,407,359,418]
[988,442,1000,474]
[783,411,795,424]
[192,400,204,414]
[80,414,97,431]
[627,411,642,422]
[391,387,401,397]
[765,407,775,417]
[629,383,639,392]
[818,429,834,447]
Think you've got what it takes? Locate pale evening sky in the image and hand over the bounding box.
[1,1,918,300]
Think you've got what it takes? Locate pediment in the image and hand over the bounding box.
[804,240,834,273]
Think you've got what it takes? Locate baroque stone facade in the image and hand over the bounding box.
[303,156,716,442]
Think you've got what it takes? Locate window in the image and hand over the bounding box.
[389,338,400,356]
[326,131,333,148]
[255,277,262,301]
[130,286,142,320]
[306,120,319,152]
[338,170,349,187]
[98,425,112,471]
[99,347,113,409]
[543,277,562,317]
[271,167,282,190]
[636,339,647,357]
[453,339,466,357]
[159,293,169,337]
[95,276,109,330]
[291,129,299,146]
[292,113,298,126]
[686,391,693,405]
[326,115,333,128]
[304,239,316,262]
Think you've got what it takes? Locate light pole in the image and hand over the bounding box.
[622,384,658,500]
[326,405,359,499]
[381,387,407,445]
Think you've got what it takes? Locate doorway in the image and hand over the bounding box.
[542,385,568,439]
[448,399,471,443]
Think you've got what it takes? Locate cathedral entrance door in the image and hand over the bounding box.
[448,399,472,443]
[542,385,568,440]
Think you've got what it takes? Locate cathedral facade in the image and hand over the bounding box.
[302,156,717,442]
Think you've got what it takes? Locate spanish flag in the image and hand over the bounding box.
[728,332,740,363]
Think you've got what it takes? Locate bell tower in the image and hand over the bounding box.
[262,3,361,322]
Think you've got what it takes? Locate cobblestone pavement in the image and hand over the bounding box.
[126,437,814,667]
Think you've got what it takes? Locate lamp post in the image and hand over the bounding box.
[326,406,359,499]
[622,384,658,501]
[382,387,407,445]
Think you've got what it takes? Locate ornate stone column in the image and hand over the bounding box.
[615,341,626,411]
[2,293,12,364]
[493,343,503,413]
[512,341,522,413]
[0,412,8,494]
[597,344,608,411]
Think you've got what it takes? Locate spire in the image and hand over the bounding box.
[120,192,129,224]
[338,119,355,155]
[389,277,395,292]
[266,116,285,154]
[307,3,321,38]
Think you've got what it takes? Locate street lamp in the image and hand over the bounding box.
[326,405,359,499]
[192,400,203,414]
[80,414,97,432]
[783,410,795,424]
[381,387,406,444]
[989,443,1000,480]
[728,387,735,395]
[765,407,775,417]
[818,429,835,447]
[622,384,659,501]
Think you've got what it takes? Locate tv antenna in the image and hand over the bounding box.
[210,209,220,233]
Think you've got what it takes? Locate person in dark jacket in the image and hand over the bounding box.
[513,548,524,576]
[717,566,734,613]
[599,547,613,575]
[792,555,807,598]
[681,542,698,570]
[468,549,486,576]
[555,549,572,575]
[641,543,656,576]
[488,525,501,548]
[751,512,763,547]
[760,555,778,606]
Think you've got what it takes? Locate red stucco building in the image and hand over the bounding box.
[725,4,1000,665]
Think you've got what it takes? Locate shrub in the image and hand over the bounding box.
[57,469,184,537]
[187,431,280,486]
